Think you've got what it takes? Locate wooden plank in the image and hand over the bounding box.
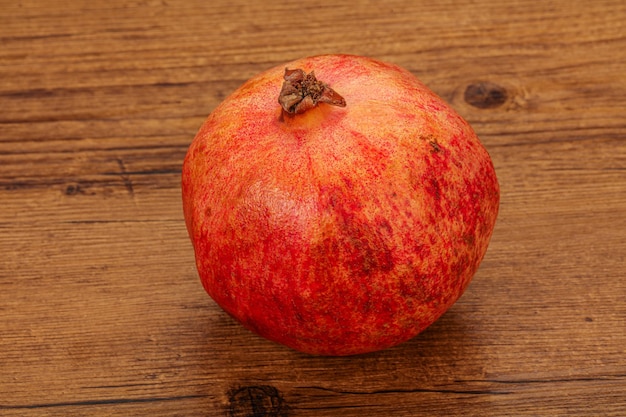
[1,0,625,415]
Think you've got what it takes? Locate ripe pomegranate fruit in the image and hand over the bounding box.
[182,54,499,356]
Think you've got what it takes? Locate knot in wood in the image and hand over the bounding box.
[464,81,508,109]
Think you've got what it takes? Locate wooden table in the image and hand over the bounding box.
[1,1,624,415]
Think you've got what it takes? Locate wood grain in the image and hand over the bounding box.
[1,0,625,415]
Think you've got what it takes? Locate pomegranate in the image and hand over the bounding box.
[182,54,499,356]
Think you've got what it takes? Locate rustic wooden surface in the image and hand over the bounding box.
[1,0,625,415]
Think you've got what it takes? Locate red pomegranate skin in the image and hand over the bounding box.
[182,54,499,356]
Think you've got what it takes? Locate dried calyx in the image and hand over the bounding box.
[278,68,346,115]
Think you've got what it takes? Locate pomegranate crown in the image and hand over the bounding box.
[278,68,346,115]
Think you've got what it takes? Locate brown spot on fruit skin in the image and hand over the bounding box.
[464,82,508,109]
